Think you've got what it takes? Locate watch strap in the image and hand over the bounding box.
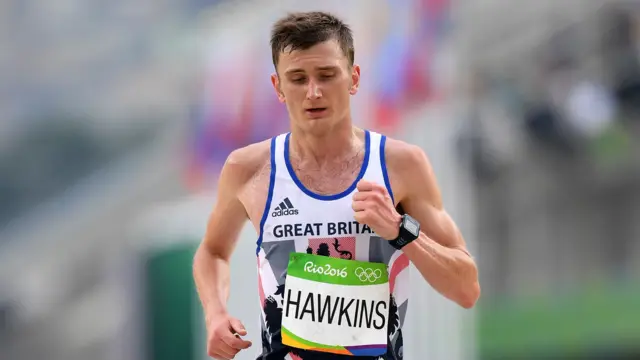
[389,236,412,250]
[389,214,420,250]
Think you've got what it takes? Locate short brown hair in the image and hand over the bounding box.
[270,11,355,70]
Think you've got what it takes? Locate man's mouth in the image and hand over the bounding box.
[306,107,327,113]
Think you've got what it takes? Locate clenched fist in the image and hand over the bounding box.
[206,312,252,359]
[352,180,402,240]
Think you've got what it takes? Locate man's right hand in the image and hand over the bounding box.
[206,313,252,359]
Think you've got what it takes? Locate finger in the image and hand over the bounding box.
[228,318,247,336]
[363,183,384,197]
[352,200,367,212]
[222,333,252,350]
[354,210,368,224]
[352,191,370,201]
[209,336,235,359]
[215,341,238,358]
[356,180,374,192]
[366,191,384,204]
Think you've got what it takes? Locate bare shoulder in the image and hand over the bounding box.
[221,139,273,229]
[202,139,272,257]
[222,139,271,188]
[383,137,440,207]
[384,137,429,168]
[227,139,271,170]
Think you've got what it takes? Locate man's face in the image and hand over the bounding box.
[271,39,360,134]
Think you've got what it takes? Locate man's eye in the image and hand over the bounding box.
[320,74,334,80]
[292,78,306,84]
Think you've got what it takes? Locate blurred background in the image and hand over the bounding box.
[1,0,639,359]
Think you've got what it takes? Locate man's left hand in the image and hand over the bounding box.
[352,180,402,240]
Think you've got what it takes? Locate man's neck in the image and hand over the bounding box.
[289,122,362,166]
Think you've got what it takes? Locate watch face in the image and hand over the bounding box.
[404,217,420,237]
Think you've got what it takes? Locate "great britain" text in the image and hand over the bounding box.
[273,222,374,238]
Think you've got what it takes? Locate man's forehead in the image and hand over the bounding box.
[283,65,341,75]
[278,40,346,71]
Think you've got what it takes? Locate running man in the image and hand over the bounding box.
[193,11,480,360]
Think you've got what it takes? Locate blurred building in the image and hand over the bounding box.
[454,0,640,358]
[0,0,205,359]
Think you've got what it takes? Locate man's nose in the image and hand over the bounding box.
[306,80,322,99]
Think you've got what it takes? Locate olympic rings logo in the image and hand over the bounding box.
[354,267,382,283]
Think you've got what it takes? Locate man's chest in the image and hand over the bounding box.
[239,159,372,232]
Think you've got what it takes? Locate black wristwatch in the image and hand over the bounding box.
[388,214,420,250]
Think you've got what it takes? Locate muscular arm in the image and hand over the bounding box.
[193,145,265,321]
[389,141,480,308]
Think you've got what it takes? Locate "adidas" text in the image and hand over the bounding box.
[272,208,299,217]
[272,197,299,217]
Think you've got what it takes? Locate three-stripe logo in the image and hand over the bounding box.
[272,197,298,217]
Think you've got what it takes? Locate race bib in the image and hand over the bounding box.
[281,252,389,357]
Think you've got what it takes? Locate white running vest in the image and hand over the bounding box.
[255,130,410,360]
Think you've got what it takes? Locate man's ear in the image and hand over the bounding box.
[349,64,361,95]
[271,73,286,103]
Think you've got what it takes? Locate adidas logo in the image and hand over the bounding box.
[272,197,299,217]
